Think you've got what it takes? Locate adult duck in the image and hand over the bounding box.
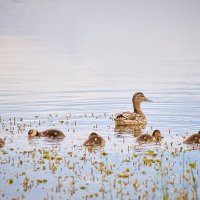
[115,92,152,126]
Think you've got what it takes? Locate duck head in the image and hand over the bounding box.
[132,92,152,114]
[89,132,98,137]
[152,129,163,142]
[84,132,105,147]
[28,129,39,138]
[89,132,101,143]
[132,92,152,103]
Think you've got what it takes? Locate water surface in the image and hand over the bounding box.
[0,1,200,199]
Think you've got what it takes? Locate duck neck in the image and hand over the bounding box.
[133,101,144,115]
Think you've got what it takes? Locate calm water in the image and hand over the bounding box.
[0,1,200,199]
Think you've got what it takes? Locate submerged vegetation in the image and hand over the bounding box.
[0,114,199,200]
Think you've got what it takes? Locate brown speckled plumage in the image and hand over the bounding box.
[115,92,152,126]
[0,138,5,148]
[28,129,65,139]
[136,130,163,143]
[184,131,200,144]
[84,132,105,147]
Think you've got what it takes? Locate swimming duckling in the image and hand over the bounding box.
[0,138,5,148]
[28,129,65,139]
[184,131,200,144]
[115,92,152,126]
[136,130,163,144]
[83,132,105,147]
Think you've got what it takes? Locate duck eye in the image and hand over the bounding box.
[139,93,144,97]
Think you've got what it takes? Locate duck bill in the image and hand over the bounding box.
[144,97,153,102]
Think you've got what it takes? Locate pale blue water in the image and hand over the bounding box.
[0,1,200,199]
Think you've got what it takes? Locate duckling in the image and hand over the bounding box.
[184,131,200,144]
[83,132,105,147]
[0,138,5,148]
[136,130,163,144]
[28,129,65,139]
[114,92,152,126]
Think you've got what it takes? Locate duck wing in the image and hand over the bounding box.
[115,112,147,126]
[42,129,65,138]
[137,134,154,142]
[115,112,137,120]
[84,136,105,146]
[184,134,199,144]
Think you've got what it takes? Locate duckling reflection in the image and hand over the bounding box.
[184,131,200,144]
[136,130,163,144]
[83,132,105,147]
[28,129,65,139]
[114,92,152,127]
[0,138,5,148]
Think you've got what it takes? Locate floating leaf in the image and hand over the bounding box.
[189,162,196,169]
[9,179,14,184]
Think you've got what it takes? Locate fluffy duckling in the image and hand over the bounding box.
[84,132,105,147]
[184,131,200,144]
[115,92,152,126]
[136,130,163,144]
[0,138,5,148]
[28,129,65,139]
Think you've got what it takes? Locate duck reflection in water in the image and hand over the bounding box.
[114,125,144,137]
